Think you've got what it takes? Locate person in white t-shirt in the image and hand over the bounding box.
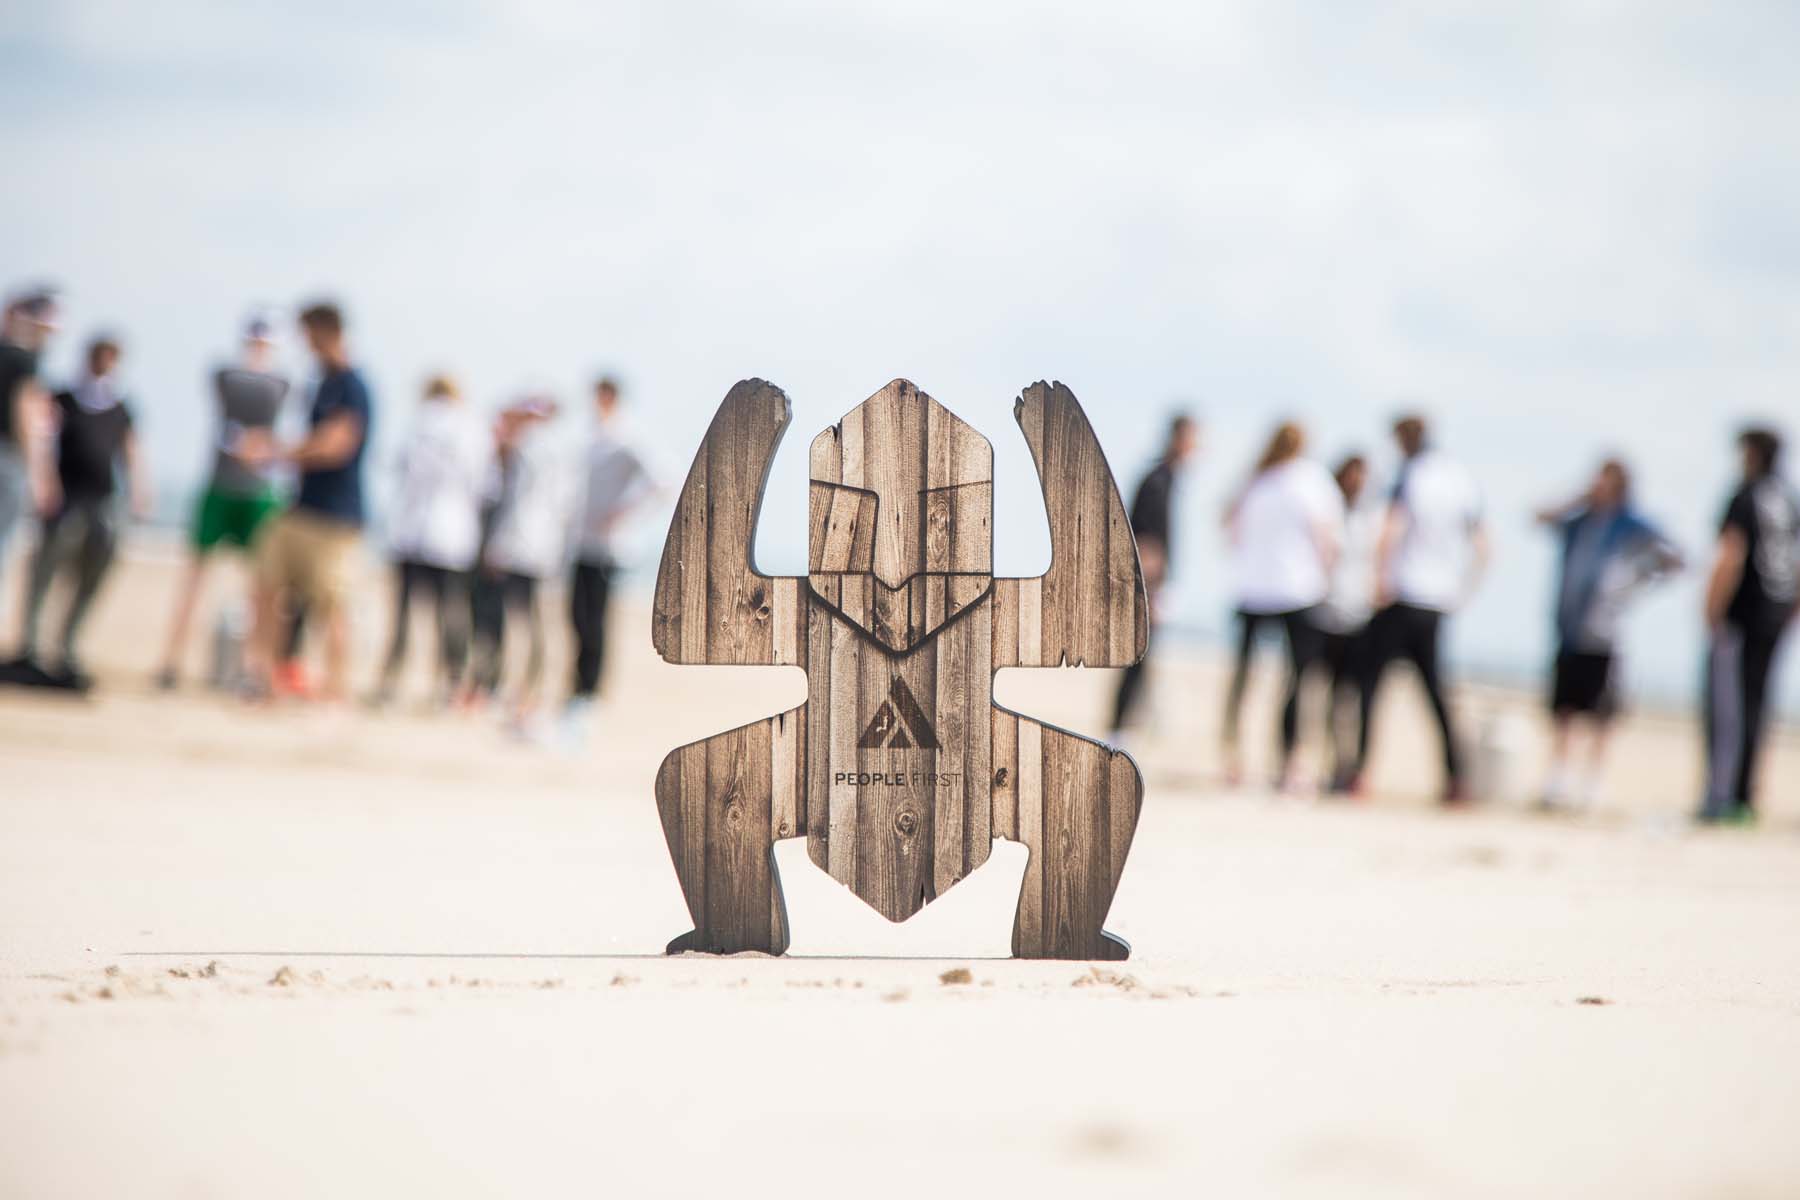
[1350,414,1490,803]
[470,396,573,728]
[1221,421,1344,788]
[374,374,491,705]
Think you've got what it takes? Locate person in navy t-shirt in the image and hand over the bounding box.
[237,301,372,703]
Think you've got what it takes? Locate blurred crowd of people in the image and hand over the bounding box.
[1,279,1795,813]
[0,284,654,743]
[1112,404,1798,825]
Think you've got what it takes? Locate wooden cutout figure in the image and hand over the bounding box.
[653,379,1147,959]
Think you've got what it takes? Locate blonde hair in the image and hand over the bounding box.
[424,373,461,402]
[1255,421,1306,473]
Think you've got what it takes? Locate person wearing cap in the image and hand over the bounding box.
[0,286,61,603]
[1699,426,1800,824]
[153,314,292,689]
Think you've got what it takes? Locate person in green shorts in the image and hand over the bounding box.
[154,315,290,688]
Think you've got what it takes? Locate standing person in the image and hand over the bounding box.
[13,335,152,687]
[1110,411,1198,739]
[153,314,290,689]
[1317,454,1378,791]
[0,286,61,609]
[1699,427,1799,825]
[471,395,569,734]
[564,376,655,732]
[1220,421,1343,789]
[241,301,373,705]
[373,374,490,706]
[1351,414,1490,804]
[1534,459,1683,811]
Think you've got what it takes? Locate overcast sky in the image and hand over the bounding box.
[4,0,1797,713]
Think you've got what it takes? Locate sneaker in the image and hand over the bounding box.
[559,697,595,747]
[272,660,312,700]
[153,666,179,692]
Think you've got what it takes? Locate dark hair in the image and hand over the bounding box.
[1163,411,1195,455]
[1598,457,1633,500]
[1333,453,1367,491]
[595,375,622,397]
[86,335,121,373]
[1393,414,1428,455]
[298,302,344,338]
[1739,427,1782,476]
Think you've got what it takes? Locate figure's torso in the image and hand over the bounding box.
[804,594,993,921]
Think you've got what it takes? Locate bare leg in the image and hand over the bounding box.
[321,604,350,704]
[157,554,209,681]
[1541,714,1572,806]
[246,579,281,694]
[1580,719,1611,807]
[657,708,802,954]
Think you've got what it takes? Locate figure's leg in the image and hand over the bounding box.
[657,705,806,955]
[994,707,1141,960]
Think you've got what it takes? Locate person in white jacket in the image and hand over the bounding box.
[375,374,491,705]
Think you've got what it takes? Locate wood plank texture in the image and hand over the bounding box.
[654,378,1145,958]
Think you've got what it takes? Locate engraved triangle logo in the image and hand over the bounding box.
[857,677,940,750]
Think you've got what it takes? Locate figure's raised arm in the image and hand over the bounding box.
[992,381,1148,671]
[652,379,807,666]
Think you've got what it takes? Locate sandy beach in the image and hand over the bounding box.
[2,544,1798,1198]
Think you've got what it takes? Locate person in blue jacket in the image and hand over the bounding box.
[1534,458,1683,810]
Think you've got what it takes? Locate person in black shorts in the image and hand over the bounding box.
[1109,411,1198,739]
[1699,427,1799,824]
[1534,459,1682,810]
[11,335,151,687]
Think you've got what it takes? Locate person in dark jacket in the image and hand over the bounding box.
[1110,411,1198,738]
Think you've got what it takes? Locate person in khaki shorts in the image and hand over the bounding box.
[236,301,373,703]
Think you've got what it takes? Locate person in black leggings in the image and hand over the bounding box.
[1222,607,1326,780]
[1350,415,1489,803]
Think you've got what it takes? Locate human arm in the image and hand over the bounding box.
[17,380,61,516]
[122,428,153,519]
[1703,527,1748,632]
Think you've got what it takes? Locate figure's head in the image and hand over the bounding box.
[86,335,122,379]
[807,380,993,651]
[595,375,622,419]
[1739,426,1782,481]
[1334,453,1368,505]
[297,301,346,365]
[424,373,460,404]
[1591,458,1631,508]
[1393,413,1428,458]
